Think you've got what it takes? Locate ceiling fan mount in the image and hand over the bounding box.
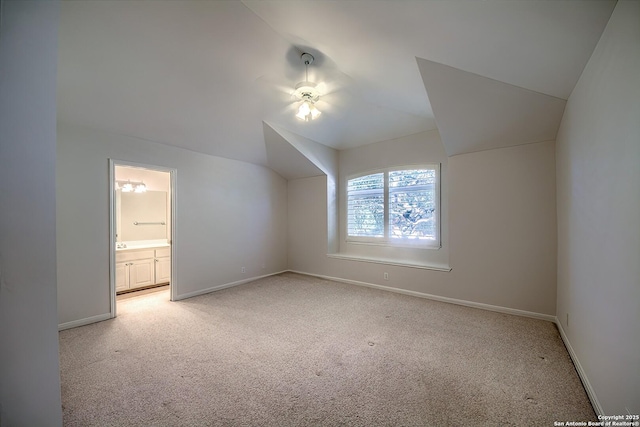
[300,52,314,66]
[293,53,320,102]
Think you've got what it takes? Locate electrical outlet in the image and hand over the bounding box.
[241,267,246,273]
[384,272,389,280]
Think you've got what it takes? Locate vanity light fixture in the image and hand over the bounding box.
[116,180,147,193]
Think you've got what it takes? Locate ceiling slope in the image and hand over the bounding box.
[267,123,338,177]
[417,58,567,157]
[263,122,324,180]
[57,0,290,166]
[56,1,616,166]
[258,89,434,153]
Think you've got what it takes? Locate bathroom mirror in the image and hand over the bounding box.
[116,190,168,242]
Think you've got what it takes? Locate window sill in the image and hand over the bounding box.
[346,239,441,250]
[327,253,451,272]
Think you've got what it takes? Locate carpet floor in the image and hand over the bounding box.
[59,272,595,426]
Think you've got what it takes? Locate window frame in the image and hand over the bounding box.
[345,164,441,249]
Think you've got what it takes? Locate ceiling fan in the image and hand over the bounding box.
[293,53,322,121]
[255,49,353,123]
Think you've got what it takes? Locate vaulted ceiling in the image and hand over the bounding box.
[57,0,616,174]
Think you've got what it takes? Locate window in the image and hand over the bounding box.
[347,165,439,247]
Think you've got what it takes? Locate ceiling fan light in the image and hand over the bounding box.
[310,104,321,120]
[298,100,311,116]
[296,101,311,120]
[296,98,321,121]
[295,109,308,121]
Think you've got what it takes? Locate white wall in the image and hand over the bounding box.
[0,0,63,424]
[268,124,339,253]
[555,0,640,415]
[57,123,288,326]
[289,132,557,316]
[288,175,329,272]
[448,140,557,314]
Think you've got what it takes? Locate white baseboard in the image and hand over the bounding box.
[174,270,289,301]
[287,270,556,322]
[555,317,603,415]
[58,312,112,331]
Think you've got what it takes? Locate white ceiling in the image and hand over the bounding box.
[417,58,568,156]
[57,0,616,168]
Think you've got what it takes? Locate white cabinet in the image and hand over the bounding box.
[116,247,169,293]
[115,262,129,292]
[129,258,155,288]
[154,247,171,285]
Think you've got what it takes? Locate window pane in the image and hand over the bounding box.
[389,169,436,188]
[388,169,437,241]
[347,173,384,237]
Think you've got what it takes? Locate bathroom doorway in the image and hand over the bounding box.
[109,160,176,318]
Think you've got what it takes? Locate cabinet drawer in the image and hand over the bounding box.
[116,249,155,263]
[155,247,171,258]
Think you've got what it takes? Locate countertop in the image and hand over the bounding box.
[116,241,170,251]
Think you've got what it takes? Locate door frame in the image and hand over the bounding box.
[108,159,177,318]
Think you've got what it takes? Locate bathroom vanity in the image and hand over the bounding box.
[115,244,171,293]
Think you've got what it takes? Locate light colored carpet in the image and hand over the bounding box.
[59,272,595,426]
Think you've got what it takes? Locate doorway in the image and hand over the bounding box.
[109,160,176,318]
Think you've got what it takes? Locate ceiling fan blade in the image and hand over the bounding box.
[255,74,297,103]
[315,68,356,96]
[255,74,292,94]
[315,81,329,95]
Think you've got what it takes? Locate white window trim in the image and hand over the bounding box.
[346,164,441,249]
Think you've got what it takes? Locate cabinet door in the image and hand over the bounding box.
[115,262,129,292]
[129,259,155,289]
[155,257,171,284]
